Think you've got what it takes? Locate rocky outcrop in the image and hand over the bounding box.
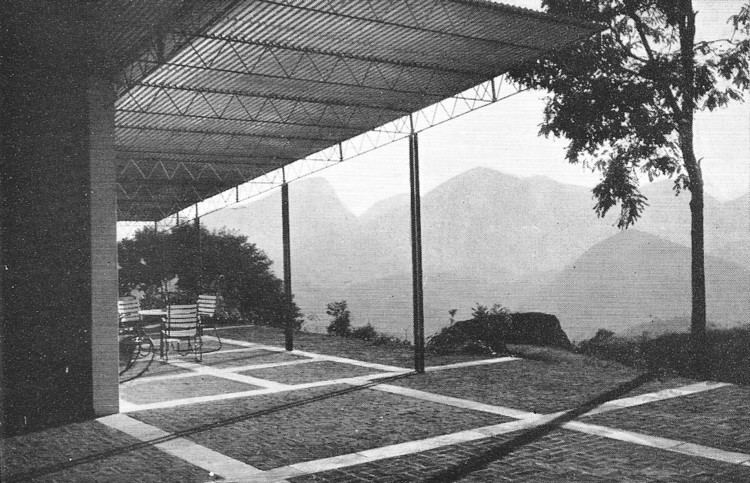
[505,312,572,349]
[426,311,572,355]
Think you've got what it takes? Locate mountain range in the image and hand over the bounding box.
[203,167,749,341]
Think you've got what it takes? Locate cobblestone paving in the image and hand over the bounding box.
[123,359,193,379]
[390,359,691,414]
[241,360,384,384]
[120,375,259,404]
[131,385,510,470]
[219,326,494,368]
[199,348,306,369]
[0,420,209,482]
[6,325,749,482]
[290,429,750,482]
[585,385,750,454]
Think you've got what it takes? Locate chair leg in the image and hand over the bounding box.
[195,335,202,362]
[212,326,222,351]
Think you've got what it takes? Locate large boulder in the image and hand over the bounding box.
[426,311,572,355]
[426,317,508,355]
[505,312,572,349]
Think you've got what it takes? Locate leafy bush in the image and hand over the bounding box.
[351,323,378,341]
[326,300,351,337]
[322,303,411,347]
[577,326,750,383]
[119,225,302,329]
[370,334,412,348]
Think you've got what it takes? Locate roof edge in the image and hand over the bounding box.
[448,0,605,32]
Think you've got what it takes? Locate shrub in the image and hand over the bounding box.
[326,300,351,337]
[577,326,750,384]
[371,334,412,347]
[351,323,378,341]
[118,225,302,329]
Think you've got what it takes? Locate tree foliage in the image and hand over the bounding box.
[118,225,301,328]
[508,0,749,227]
[325,300,351,337]
[507,0,749,375]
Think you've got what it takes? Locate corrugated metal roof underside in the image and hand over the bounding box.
[110,0,599,221]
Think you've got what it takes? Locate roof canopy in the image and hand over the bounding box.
[96,0,599,221]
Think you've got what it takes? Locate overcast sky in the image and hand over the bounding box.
[310,0,750,215]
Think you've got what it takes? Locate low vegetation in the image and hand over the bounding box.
[578,326,750,384]
[119,225,302,330]
[327,298,749,384]
[325,300,411,347]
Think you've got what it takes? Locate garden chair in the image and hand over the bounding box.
[117,296,142,333]
[117,296,154,376]
[161,304,202,362]
[198,294,222,352]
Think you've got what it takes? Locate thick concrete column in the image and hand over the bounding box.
[88,78,119,417]
[1,2,118,434]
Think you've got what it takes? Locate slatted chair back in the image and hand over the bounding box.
[197,294,222,353]
[118,297,141,329]
[165,304,199,339]
[162,303,201,361]
[198,294,217,317]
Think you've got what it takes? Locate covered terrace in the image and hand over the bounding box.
[2,0,598,436]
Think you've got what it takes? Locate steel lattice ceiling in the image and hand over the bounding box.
[95,0,600,221]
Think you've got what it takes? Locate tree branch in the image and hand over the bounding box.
[612,24,650,63]
[627,6,684,119]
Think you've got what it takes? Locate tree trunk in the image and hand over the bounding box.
[684,139,707,377]
[679,1,707,377]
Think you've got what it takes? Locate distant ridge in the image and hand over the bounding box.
[201,169,749,340]
[533,230,750,341]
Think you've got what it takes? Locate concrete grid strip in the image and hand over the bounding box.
[218,336,526,374]
[218,336,411,372]
[565,421,750,465]
[98,414,270,481]
[122,347,320,386]
[221,380,747,481]
[244,418,548,483]
[166,359,291,389]
[117,341,745,481]
[119,370,409,413]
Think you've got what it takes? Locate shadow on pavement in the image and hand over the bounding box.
[6,371,416,482]
[424,371,656,482]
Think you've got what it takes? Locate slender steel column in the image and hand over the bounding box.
[195,205,202,293]
[281,171,293,351]
[409,122,425,373]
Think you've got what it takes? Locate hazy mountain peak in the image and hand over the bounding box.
[588,229,673,251]
[449,166,523,184]
[359,193,410,222]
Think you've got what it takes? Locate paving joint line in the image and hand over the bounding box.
[122,355,321,385]
[218,336,522,373]
[236,380,744,481]
[119,339,745,481]
[165,359,291,389]
[98,414,270,481]
[120,370,408,412]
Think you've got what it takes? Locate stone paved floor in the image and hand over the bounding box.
[3,325,750,482]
